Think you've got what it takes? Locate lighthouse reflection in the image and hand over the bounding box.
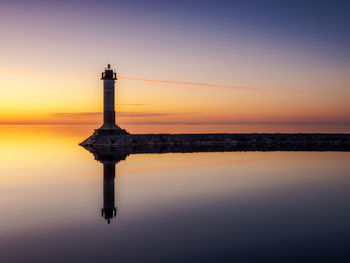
[101,160,117,224]
[88,148,128,224]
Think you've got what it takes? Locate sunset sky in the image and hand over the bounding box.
[1,0,349,132]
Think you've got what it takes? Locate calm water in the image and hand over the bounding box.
[0,125,349,262]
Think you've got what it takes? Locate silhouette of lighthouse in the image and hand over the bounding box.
[89,148,128,224]
[101,160,117,224]
[98,64,128,134]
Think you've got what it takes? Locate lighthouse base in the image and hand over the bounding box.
[96,124,129,136]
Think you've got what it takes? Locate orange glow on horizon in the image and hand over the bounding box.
[1,68,349,133]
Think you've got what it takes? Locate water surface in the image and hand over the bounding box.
[0,125,349,262]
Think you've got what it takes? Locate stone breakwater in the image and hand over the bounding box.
[80,132,350,152]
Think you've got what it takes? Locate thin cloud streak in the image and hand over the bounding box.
[119,103,149,106]
[118,76,277,92]
[68,72,277,92]
[51,112,101,118]
[50,112,197,118]
[47,112,350,125]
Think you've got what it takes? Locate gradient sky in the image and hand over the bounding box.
[0,0,349,132]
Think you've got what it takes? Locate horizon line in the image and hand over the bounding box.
[1,121,349,126]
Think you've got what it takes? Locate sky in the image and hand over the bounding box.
[0,0,349,132]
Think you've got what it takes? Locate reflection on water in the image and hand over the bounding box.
[101,160,117,223]
[96,152,128,224]
[85,143,129,224]
[0,125,350,262]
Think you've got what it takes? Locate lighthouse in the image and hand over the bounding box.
[98,64,128,134]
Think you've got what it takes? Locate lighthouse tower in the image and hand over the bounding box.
[98,64,128,134]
